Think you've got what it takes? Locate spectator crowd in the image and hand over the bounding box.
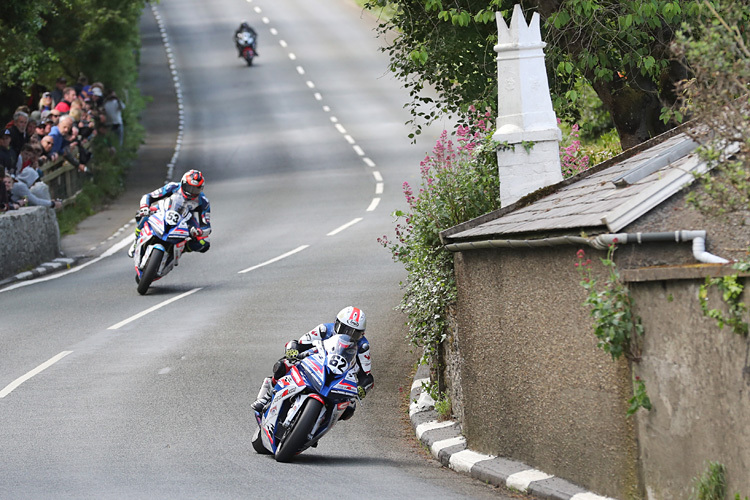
[0,74,126,213]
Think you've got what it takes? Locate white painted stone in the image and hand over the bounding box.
[416,420,455,439]
[571,493,617,500]
[506,469,554,491]
[430,436,465,458]
[449,449,494,473]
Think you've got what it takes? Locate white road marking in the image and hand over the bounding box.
[375,182,383,194]
[363,157,375,167]
[0,235,133,293]
[373,171,383,182]
[344,135,355,145]
[0,351,73,398]
[353,145,364,156]
[107,288,202,330]
[327,218,363,236]
[238,245,309,274]
[279,40,287,48]
[366,198,380,212]
[253,6,261,13]
[306,81,315,89]
[270,28,278,35]
[296,66,305,75]
[288,53,296,60]
[314,93,322,101]
[335,123,346,134]
[262,16,269,24]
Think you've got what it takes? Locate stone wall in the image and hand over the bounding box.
[451,246,641,499]
[0,206,60,280]
[630,276,750,498]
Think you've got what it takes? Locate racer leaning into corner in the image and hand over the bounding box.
[252,306,375,421]
[234,21,259,58]
[127,169,212,257]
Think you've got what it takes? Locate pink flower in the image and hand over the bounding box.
[577,249,586,259]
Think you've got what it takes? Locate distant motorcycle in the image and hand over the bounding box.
[133,194,192,295]
[252,333,361,462]
[237,31,256,66]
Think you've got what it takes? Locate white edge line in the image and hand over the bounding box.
[0,235,133,293]
[238,245,309,274]
[327,218,363,236]
[363,157,375,167]
[108,288,202,330]
[0,351,73,398]
[375,182,384,194]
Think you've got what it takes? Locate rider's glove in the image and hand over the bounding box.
[138,206,151,218]
[190,227,203,238]
[285,348,299,360]
[358,386,367,399]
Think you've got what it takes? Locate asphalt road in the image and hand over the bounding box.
[0,1,524,498]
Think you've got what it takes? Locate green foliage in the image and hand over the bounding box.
[422,381,452,420]
[626,376,652,416]
[691,461,727,500]
[364,0,715,146]
[698,271,749,337]
[576,244,644,361]
[379,109,501,361]
[671,2,750,216]
[0,0,148,113]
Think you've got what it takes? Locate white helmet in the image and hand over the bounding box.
[334,306,366,341]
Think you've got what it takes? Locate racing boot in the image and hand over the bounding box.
[251,377,274,412]
[127,228,141,258]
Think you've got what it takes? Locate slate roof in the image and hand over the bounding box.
[442,127,708,243]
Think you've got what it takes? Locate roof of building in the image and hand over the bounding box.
[442,125,711,243]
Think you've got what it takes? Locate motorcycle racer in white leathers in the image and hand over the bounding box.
[252,306,374,420]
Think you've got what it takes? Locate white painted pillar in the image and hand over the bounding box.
[493,4,562,207]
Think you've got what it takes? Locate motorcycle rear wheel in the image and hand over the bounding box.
[137,247,163,295]
[274,398,323,463]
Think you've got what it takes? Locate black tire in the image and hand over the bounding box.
[274,398,323,463]
[252,427,271,455]
[137,247,163,295]
[246,56,253,66]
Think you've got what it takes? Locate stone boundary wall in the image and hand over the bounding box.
[0,207,61,280]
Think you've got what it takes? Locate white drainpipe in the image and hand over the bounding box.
[444,230,730,265]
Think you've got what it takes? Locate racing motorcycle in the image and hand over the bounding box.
[237,31,256,66]
[133,194,193,295]
[252,334,361,462]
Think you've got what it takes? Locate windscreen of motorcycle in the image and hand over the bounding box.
[323,335,357,375]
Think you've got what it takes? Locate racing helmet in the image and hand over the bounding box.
[334,306,366,341]
[180,170,204,200]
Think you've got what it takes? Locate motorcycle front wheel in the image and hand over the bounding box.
[274,398,323,463]
[137,247,164,295]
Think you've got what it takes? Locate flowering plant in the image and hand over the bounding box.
[379,107,500,360]
[558,119,590,178]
